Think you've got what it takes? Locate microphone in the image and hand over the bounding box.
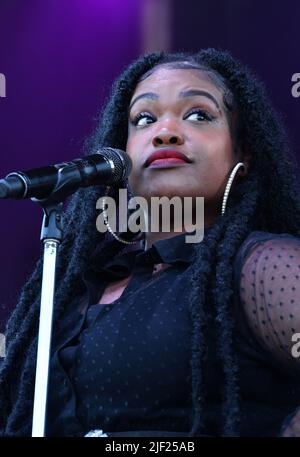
[0,147,132,200]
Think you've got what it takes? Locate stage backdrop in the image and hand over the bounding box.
[0,0,142,331]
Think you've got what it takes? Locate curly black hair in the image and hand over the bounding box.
[1,48,300,437]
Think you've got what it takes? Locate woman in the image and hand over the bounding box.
[0,48,300,437]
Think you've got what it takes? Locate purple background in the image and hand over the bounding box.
[0,0,142,330]
[0,0,299,331]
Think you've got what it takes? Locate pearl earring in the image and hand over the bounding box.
[221,162,245,216]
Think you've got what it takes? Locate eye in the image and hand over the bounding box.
[131,112,155,127]
[185,108,213,122]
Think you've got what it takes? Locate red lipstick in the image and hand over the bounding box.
[144,150,192,168]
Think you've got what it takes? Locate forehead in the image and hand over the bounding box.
[131,67,223,99]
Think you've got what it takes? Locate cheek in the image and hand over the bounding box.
[125,136,134,159]
[192,133,235,191]
[126,135,141,167]
[205,130,235,168]
[126,137,142,192]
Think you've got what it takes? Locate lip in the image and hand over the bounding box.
[144,149,192,168]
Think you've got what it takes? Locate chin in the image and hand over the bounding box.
[132,178,197,200]
[143,187,195,200]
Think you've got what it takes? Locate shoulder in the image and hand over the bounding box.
[234,230,300,374]
[236,230,300,264]
[234,230,300,293]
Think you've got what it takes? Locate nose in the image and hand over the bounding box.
[152,126,184,147]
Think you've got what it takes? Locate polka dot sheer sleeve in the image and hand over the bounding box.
[239,234,300,374]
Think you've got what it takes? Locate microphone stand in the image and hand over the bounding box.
[31,198,64,437]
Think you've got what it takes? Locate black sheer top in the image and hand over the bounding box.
[46,230,300,436]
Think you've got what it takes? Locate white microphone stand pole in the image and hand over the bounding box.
[31,200,64,437]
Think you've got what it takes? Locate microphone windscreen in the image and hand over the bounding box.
[96,148,132,184]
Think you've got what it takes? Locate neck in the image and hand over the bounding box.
[140,204,218,250]
[144,230,183,250]
[143,220,214,250]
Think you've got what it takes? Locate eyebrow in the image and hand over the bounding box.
[129,89,221,112]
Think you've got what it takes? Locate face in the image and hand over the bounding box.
[126,67,243,225]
